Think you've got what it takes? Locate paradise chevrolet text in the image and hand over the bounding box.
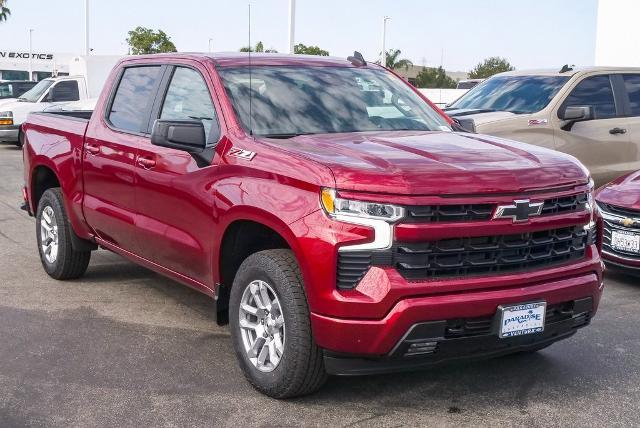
[20,52,604,398]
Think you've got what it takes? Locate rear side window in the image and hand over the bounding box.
[622,74,640,116]
[108,66,162,133]
[563,75,616,119]
[51,81,80,102]
[160,67,218,142]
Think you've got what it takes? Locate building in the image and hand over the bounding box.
[394,65,468,87]
[595,0,640,66]
[0,50,74,81]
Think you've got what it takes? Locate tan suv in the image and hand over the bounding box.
[445,67,640,186]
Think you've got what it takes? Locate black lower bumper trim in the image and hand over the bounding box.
[324,308,590,376]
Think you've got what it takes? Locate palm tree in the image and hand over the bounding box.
[384,49,413,71]
[0,0,10,23]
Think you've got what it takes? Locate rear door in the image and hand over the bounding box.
[133,63,223,286]
[553,73,632,185]
[82,65,163,250]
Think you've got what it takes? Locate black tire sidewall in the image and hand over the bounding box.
[229,252,311,394]
[36,189,70,277]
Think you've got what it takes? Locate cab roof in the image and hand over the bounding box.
[497,66,640,77]
[123,52,383,68]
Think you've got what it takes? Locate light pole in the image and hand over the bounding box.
[84,0,90,56]
[208,38,213,53]
[381,16,390,66]
[288,0,296,54]
[28,29,34,81]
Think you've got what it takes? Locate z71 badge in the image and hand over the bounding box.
[227,148,256,161]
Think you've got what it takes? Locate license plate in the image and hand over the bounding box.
[611,230,640,254]
[499,302,546,338]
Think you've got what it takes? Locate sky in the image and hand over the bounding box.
[0,0,599,72]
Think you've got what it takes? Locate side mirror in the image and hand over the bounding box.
[559,106,594,131]
[151,119,206,152]
[559,105,593,121]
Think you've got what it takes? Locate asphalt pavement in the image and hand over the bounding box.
[0,144,639,427]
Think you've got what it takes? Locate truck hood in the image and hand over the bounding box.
[263,131,587,195]
[0,99,49,124]
[596,170,640,211]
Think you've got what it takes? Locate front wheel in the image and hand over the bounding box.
[36,188,91,279]
[229,249,327,398]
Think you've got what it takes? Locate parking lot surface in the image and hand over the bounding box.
[0,144,639,427]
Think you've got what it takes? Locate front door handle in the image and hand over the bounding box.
[85,144,100,155]
[137,157,156,169]
[610,127,627,135]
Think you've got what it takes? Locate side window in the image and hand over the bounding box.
[563,75,616,119]
[108,66,162,133]
[160,67,218,142]
[50,81,80,102]
[623,74,640,116]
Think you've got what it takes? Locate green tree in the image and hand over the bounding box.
[126,27,177,55]
[468,56,514,79]
[414,66,457,88]
[294,43,329,56]
[239,41,277,53]
[0,0,10,23]
[384,49,413,71]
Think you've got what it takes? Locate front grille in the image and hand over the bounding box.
[600,203,640,260]
[395,226,588,280]
[599,203,640,221]
[404,193,587,223]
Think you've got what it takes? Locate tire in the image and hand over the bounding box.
[36,188,91,280]
[16,129,24,148]
[229,249,327,398]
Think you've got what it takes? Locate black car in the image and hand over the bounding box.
[0,80,38,100]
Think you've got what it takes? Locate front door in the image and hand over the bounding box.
[82,65,163,250]
[553,74,633,186]
[134,64,222,286]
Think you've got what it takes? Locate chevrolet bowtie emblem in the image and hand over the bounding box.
[493,199,544,223]
[621,217,635,227]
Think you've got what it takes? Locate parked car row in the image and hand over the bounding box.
[443,66,640,274]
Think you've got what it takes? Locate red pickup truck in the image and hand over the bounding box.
[22,52,603,398]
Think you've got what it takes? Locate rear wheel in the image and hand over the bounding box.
[229,249,327,398]
[36,188,91,279]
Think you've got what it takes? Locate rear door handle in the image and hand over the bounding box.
[609,127,627,135]
[85,144,100,155]
[137,157,156,169]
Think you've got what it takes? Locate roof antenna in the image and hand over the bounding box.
[248,3,253,136]
[347,51,367,67]
[559,64,574,73]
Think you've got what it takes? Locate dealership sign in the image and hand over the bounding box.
[0,51,54,60]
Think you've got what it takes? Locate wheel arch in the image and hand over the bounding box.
[215,209,307,325]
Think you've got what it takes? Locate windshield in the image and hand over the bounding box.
[448,75,570,114]
[218,66,450,137]
[19,79,54,102]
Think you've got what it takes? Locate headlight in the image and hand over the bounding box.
[321,188,404,222]
[0,111,13,126]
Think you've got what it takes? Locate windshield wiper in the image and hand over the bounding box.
[261,133,314,139]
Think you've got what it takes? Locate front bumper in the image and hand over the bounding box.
[0,125,19,142]
[324,298,590,375]
[311,268,602,358]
